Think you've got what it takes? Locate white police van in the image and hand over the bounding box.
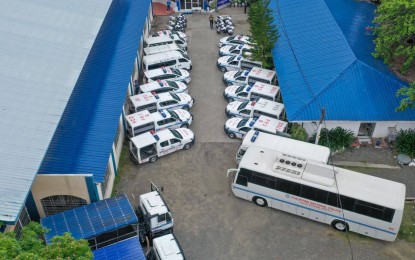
[216,55,262,72]
[219,44,252,57]
[127,92,194,114]
[144,35,187,50]
[225,99,285,120]
[224,115,288,139]
[219,35,252,47]
[150,29,187,41]
[129,128,195,164]
[223,82,280,102]
[144,67,191,84]
[144,43,187,56]
[143,51,192,71]
[223,67,277,86]
[138,80,188,95]
[125,109,193,138]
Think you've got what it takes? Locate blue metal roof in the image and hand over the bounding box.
[38,0,151,183]
[0,0,111,223]
[93,236,145,260]
[41,194,137,244]
[271,0,415,121]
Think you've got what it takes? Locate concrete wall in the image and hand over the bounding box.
[301,120,414,139]
[31,174,92,218]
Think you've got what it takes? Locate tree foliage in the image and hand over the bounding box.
[0,222,92,260]
[396,81,415,111]
[248,0,279,69]
[372,0,415,74]
[290,124,308,141]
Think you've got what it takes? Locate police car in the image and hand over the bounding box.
[139,80,188,95]
[125,109,193,138]
[127,92,194,114]
[223,82,280,102]
[218,44,252,57]
[129,128,195,164]
[218,35,252,47]
[151,30,187,41]
[224,115,288,139]
[225,99,285,120]
[144,67,191,84]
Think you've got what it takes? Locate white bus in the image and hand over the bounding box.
[236,130,331,164]
[227,147,406,241]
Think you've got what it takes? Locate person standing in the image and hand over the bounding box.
[167,0,171,12]
[209,15,214,29]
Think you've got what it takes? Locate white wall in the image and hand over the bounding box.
[301,121,360,138]
[373,121,415,137]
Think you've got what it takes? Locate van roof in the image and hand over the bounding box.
[125,110,153,128]
[152,234,184,260]
[249,82,279,98]
[140,191,169,216]
[248,67,276,80]
[130,131,157,148]
[143,51,185,64]
[144,67,174,78]
[129,93,157,107]
[145,35,176,45]
[254,98,285,116]
[144,43,182,55]
[253,115,287,133]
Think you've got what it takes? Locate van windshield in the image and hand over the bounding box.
[229,46,237,51]
[235,85,245,94]
[167,81,179,89]
[170,129,183,139]
[172,69,182,76]
[234,71,243,77]
[168,110,179,119]
[227,56,236,62]
[170,93,181,101]
[238,101,249,110]
[182,53,190,60]
[237,119,249,128]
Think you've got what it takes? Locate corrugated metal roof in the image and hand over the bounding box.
[93,236,146,260]
[41,194,137,244]
[38,0,151,183]
[271,0,415,121]
[0,0,112,223]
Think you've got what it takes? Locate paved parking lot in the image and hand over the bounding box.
[117,8,415,260]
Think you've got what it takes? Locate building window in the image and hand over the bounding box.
[101,164,111,198]
[41,195,87,217]
[14,207,30,239]
[114,123,122,150]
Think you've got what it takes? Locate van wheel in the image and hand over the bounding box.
[228,132,236,139]
[227,97,234,102]
[149,156,158,163]
[182,105,189,111]
[183,143,192,150]
[181,123,189,128]
[331,220,349,232]
[220,66,227,72]
[130,154,138,165]
[253,196,267,207]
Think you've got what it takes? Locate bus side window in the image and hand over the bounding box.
[327,192,340,207]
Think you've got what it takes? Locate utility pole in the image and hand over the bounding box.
[315,107,325,145]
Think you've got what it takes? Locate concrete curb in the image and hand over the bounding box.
[332,161,401,169]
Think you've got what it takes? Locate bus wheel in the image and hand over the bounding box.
[149,156,158,163]
[253,196,267,207]
[331,220,349,232]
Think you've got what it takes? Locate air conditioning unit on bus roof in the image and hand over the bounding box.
[272,154,307,178]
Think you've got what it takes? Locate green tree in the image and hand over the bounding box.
[372,0,415,74]
[396,81,415,111]
[0,222,92,259]
[248,0,279,69]
[290,124,308,141]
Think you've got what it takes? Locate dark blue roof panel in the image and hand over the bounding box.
[93,236,145,260]
[41,194,137,244]
[271,0,414,121]
[39,0,151,182]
